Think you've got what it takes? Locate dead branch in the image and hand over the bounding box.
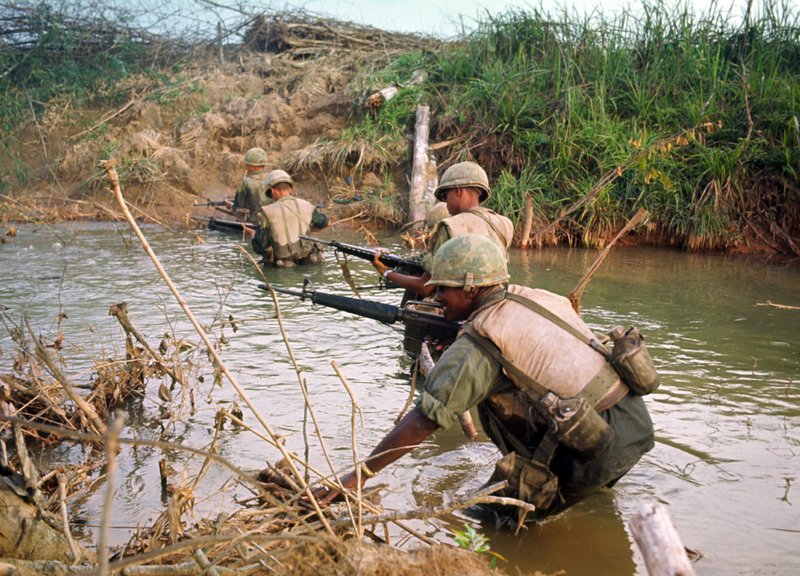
[568,208,650,314]
[754,300,800,310]
[25,317,106,435]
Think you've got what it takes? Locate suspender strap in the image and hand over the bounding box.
[466,208,510,249]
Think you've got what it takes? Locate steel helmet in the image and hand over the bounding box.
[425,202,451,229]
[434,161,491,202]
[267,169,294,188]
[426,234,510,289]
[243,147,268,166]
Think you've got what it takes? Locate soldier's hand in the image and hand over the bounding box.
[309,471,364,506]
[372,249,391,276]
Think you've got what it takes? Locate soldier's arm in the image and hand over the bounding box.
[313,408,438,504]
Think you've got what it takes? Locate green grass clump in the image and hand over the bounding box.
[341,0,800,252]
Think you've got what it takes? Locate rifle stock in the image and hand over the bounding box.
[299,235,425,276]
[261,283,457,353]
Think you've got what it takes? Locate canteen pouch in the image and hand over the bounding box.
[608,326,660,395]
[539,393,615,458]
[490,452,559,511]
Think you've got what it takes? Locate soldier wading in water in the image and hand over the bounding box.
[228,147,272,222]
[315,234,655,519]
[245,169,327,267]
[372,161,513,298]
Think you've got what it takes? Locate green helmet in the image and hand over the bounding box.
[425,202,451,229]
[434,161,491,202]
[426,234,510,289]
[267,169,294,188]
[243,147,268,166]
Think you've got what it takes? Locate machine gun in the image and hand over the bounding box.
[261,280,457,354]
[299,235,425,276]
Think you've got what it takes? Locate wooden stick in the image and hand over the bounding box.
[97,413,126,575]
[25,316,106,435]
[408,105,430,226]
[520,192,534,248]
[98,159,335,536]
[568,208,649,314]
[57,473,81,563]
[629,501,696,576]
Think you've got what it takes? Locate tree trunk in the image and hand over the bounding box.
[408,105,430,227]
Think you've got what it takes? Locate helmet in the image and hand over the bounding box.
[424,202,451,229]
[426,234,510,289]
[267,169,294,188]
[434,161,491,202]
[243,147,268,166]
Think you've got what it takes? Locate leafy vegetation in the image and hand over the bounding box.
[343,0,799,252]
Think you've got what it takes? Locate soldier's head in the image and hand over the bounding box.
[266,169,294,199]
[243,147,268,169]
[433,161,491,214]
[424,202,451,230]
[426,234,509,320]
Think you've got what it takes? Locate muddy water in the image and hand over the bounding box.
[1,222,798,575]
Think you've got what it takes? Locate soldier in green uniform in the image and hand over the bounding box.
[372,161,514,298]
[244,169,327,267]
[228,147,272,222]
[317,234,655,519]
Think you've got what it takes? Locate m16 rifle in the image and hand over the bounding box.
[193,199,231,207]
[299,235,425,276]
[260,280,457,354]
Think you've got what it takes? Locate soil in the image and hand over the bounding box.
[1,23,434,231]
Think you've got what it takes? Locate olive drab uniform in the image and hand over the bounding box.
[256,196,319,265]
[417,285,654,517]
[234,170,271,222]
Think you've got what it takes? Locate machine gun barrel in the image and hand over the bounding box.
[299,235,425,275]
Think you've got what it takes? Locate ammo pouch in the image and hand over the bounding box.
[539,392,614,458]
[490,452,559,511]
[608,326,660,395]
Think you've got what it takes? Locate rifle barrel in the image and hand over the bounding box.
[300,235,424,275]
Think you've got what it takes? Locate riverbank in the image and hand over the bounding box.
[2,3,799,257]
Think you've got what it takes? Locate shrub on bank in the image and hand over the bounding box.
[345,0,799,252]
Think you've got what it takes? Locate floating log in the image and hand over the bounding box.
[629,501,696,576]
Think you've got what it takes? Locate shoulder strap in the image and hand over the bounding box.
[466,208,510,249]
[504,293,611,360]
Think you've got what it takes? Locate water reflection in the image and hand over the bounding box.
[1,223,798,575]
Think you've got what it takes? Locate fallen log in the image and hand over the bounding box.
[629,501,696,576]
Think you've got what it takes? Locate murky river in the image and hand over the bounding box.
[1,221,798,575]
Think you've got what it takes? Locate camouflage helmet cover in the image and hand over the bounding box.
[426,234,510,289]
[243,147,268,166]
[434,161,491,203]
[425,202,451,229]
[267,169,294,188]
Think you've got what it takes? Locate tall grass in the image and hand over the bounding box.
[345,0,799,251]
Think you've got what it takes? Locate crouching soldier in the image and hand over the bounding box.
[315,234,655,519]
[244,170,327,267]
